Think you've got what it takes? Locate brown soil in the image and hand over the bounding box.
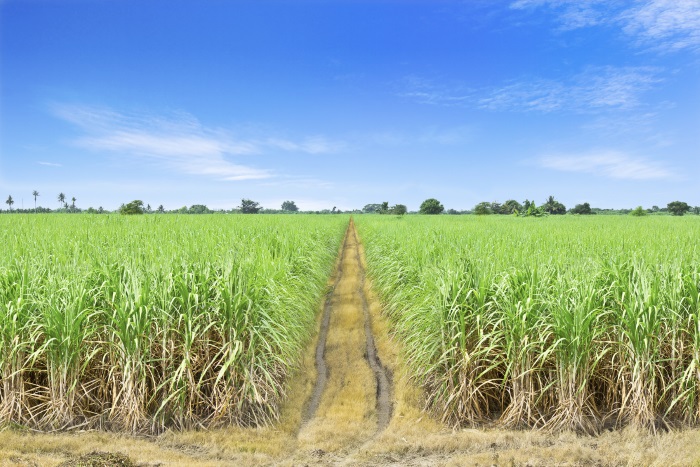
[2,219,700,466]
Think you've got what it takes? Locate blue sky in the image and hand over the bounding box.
[1,0,698,212]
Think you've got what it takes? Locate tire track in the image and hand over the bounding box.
[352,223,393,432]
[301,225,349,425]
[297,219,393,455]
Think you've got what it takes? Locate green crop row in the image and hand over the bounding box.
[0,214,347,433]
[355,215,700,433]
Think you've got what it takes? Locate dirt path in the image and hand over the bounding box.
[352,224,393,432]
[300,227,347,426]
[292,220,394,462]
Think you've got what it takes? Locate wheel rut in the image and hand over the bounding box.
[300,228,348,426]
[295,219,393,458]
[352,224,393,432]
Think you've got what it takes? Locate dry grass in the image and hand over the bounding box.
[295,224,376,454]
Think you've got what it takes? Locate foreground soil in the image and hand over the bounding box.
[2,221,700,466]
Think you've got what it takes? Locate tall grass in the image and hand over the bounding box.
[355,215,700,433]
[0,214,347,433]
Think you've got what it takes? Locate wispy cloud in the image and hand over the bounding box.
[37,161,62,167]
[51,104,342,181]
[266,136,344,154]
[511,0,700,53]
[537,151,676,180]
[510,0,610,30]
[398,75,474,107]
[582,112,675,147]
[622,0,700,52]
[401,66,660,113]
[480,66,661,112]
[365,125,476,147]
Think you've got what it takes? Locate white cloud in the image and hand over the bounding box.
[364,125,476,146]
[511,1,608,26]
[511,0,700,52]
[622,0,700,52]
[398,75,473,107]
[511,0,610,30]
[51,104,341,181]
[537,151,676,180]
[402,66,660,113]
[266,136,344,154]
[480,66,661,112]
[582,112,675,147]
[477,78,565,112]
[37,161,62,167]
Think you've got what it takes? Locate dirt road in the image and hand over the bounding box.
[290,219,393,462]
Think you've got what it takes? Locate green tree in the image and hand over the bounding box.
[501,199,523,215]
[281,200,299,212]
[239,199,262,214]
[630,206,647,216]
[362,203,382,213]
[667,201,690,216]
[58,192,66,209]
[188,204,211,214]
[157,204,165,213]
[379,201,390,214]
[543,195,566,215]
[391,204,407,215]
[474,201,492,215]
[119,200,145,215]
[419,198,444,215]
[32,190,40,213]
[693,206,700,215]
[71,197,77,212]
[5,195,14,212]
[570,202,593,215]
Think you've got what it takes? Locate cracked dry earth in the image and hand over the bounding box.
[3,220,700,466]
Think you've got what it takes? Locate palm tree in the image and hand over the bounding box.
[5,195,14,212]
[32,190,40,213]
[58,192,66,209]
[542,195,566,215]
[71,197,76,212]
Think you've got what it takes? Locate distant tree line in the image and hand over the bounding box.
[465,197,698,217]
[3,191,699,217]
